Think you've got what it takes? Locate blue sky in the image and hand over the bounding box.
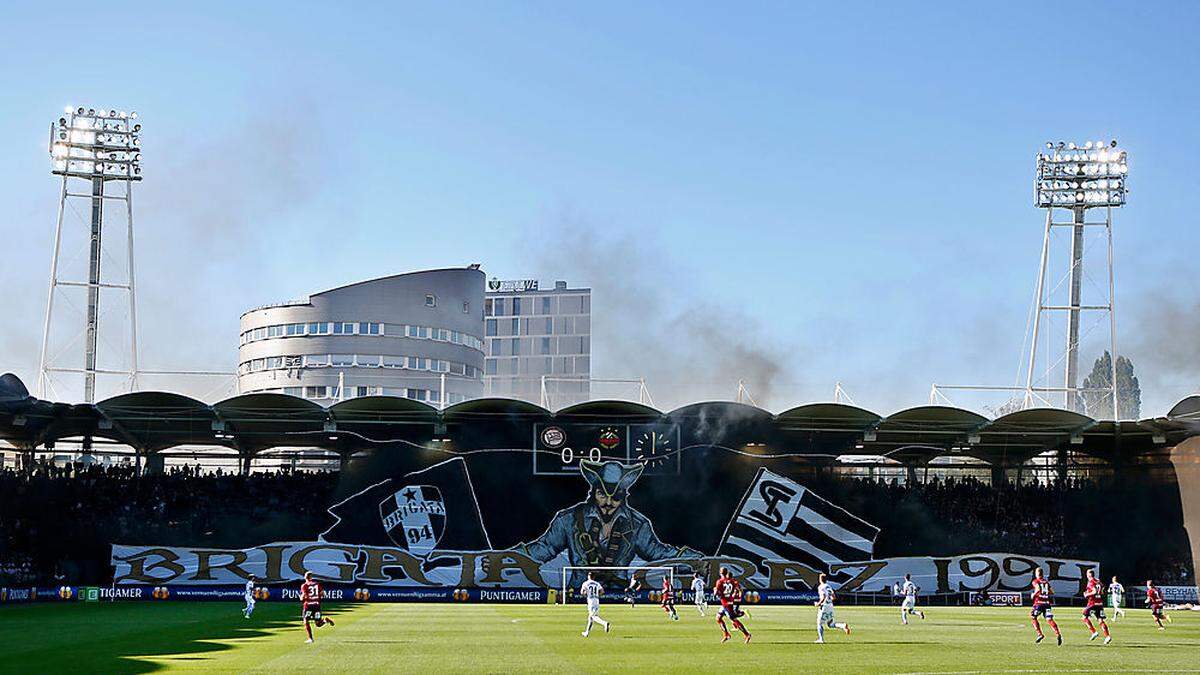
[0,1,1196,414]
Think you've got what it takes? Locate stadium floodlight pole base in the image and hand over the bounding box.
[560,566,674,604]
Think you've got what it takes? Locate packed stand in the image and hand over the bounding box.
[0,463,1193,587]
[0,462,338,585]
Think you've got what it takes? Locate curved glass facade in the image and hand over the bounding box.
[238,353,481,379]
[243,385,462,404]
[239,321,484,352]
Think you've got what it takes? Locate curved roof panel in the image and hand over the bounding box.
[664,401,776,448]
[214,393,327,416]
[99,391,211,413]
[0,372,30,401]
[990,407,1093,431]
[329,396,439,420]
[213,393,329,450]
[666,401,773,423]
[97,392,218,452]
[863,406,989,459]
[442,397,552,423]
[774,403,882,455]
[776,403,882,432]
[883,406,989,428]
[328,396,439,443]
[556,400,662,420]
[1168,396,1200,421]
[964,407,1097,465]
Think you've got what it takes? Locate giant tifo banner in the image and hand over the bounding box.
[112,457,1098,597]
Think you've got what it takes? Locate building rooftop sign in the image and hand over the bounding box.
[488,278,539,293]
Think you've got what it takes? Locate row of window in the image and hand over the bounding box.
[239,353,481,378]
[484,355,590,376]
[240,321,484,351]
[485,294,589,318]
[252,386,466,405]
[488,336,589,357]
[484,315,591,338]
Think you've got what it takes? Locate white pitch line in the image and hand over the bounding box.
[896,670,1200,675]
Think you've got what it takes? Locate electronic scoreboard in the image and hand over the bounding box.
[532,423,681,476]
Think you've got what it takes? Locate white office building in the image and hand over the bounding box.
[484,279,591,407]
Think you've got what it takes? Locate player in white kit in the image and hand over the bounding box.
[1108,576,1126,620]
[900,573,925,624]
[580,572,611,637]
[243,575,257,619]
[691,574,708,616]
[814,573,851,644]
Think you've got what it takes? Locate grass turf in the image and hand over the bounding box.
[0,602,1196,673]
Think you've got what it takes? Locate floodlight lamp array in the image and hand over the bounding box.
[1035,140,1126,208]
[49,106,142,181]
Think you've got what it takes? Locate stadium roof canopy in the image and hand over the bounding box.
[1,373,1197,467]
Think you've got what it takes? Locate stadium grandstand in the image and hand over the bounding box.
[2,369,1198,593]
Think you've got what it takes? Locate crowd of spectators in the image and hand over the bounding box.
[811,474,1196,585]
[0,462,1194,587]
[0,554,35,585]
[0,462,338,585]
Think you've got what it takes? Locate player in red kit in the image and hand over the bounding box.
[300,571,335,643]
[713,567,751,644]
[1029,567,1062,645]
[1081,569,1112,644]
[1146,580,1167,630]
[660,575,679,621]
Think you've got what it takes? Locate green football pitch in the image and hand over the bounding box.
[1,602,1197,673]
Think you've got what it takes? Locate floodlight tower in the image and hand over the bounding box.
[1023,140,1127,418]
[37,107,143,402]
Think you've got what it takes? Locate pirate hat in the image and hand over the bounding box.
[580,460,644,497]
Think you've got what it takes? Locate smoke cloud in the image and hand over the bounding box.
[132,104,343,396]
[524,210,793,411]
[1128,292,1200,412]
[2,100,343,403]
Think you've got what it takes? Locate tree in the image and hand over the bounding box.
[1080,351,1141,419]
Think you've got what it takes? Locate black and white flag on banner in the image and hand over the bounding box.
[716,468,879,587]
[321,457,491,555]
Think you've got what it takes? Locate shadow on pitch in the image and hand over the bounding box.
[4,602,339,674]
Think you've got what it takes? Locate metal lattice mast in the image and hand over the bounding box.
[1024,140,1125,419]
[37,106,143,403]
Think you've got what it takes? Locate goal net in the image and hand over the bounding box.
[559,566,674,605]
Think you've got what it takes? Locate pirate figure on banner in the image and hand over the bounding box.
[518,460,700,590]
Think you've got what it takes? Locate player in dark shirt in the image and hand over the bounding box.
[624,577,642,607]
[1029,567,1061,645]
[1146,580,1167,630]
[1081,569,1112,644]
[300,572,335,643]
[661,576,680,621]
[713,567,751,644]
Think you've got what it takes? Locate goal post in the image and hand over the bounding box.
[559,566,674,604]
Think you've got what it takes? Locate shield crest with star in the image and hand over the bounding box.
[378,485,446,558]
